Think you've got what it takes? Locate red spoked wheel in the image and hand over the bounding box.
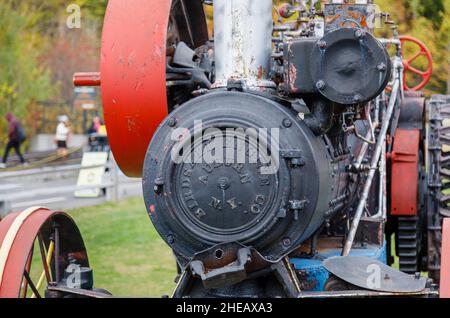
[399,36,433,91]
[0,208,89,298]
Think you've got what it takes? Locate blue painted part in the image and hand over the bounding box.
[290,241,387,291]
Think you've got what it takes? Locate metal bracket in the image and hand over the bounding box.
[281,150,305,167]
[288,199,308,220]
[190,247,252,290]
[271,258,302,298]
[324,256,428,293]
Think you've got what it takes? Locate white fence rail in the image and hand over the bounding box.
[0,153,142,218]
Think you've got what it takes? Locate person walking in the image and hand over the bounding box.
[55,115,71,156]
[0,113,26,168]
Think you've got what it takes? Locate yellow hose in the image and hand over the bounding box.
[31,240,54,298]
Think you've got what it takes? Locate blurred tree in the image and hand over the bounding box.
[0,0,108,144]
[418,0,445,29]
[376,0,449,95]
[0,1,53,146]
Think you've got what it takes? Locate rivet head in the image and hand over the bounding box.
[316,80,325,90]
[167,117,177,127]
[355,29,365,38]
[283,118,292,128]
[317,40,327,49]
[353,94,362,103]
[377,63,387,72]
[282,238,292,247]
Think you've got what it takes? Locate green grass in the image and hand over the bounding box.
[23,198,429,298]
[68,197,177,297]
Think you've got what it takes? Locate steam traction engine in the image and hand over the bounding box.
[1,0,450,298]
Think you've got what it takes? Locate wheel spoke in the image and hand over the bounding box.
[31,239,55,298]
[408,65,427,76]
[23,270,41,298]
[21,245,34,298]
[407,49,426,64]
[400,36,432,91]
[38,234,53,283]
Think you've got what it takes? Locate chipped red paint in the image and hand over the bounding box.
[0,209,51,297]
[0,209,88,298]
[390,129,420,216]
[100,0,171,177]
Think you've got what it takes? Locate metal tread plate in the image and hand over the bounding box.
[323,256,427,293]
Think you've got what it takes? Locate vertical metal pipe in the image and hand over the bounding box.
[213,0,275,89]
[54,225,61,282]
[342,60,402,256]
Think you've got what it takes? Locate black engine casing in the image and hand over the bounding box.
[143,91,348,267]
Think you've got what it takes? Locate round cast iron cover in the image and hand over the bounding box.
[310,28,391,105]
[143,92,334,265]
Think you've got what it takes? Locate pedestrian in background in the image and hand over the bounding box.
[87,115,103,135]
[55,115,71,156]
[0,113,26,168]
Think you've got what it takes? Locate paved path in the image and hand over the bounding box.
[0,166,142,215]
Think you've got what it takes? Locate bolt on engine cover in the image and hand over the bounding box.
[143,92,334,266]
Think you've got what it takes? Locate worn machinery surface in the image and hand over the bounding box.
[1,0,450,298]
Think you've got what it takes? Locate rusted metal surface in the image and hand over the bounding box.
[100,0,171,177]
[47,285,113,298]
[323,3,376,33]
[212,0,275,89]
[390,129,421,216]
[441,218,450,298]
[0,209,88,298]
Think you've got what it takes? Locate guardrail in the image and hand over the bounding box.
[0,152,141,218]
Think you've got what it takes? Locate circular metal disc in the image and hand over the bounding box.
[143,92,334,265]
[311,28,391,105]
[101,0,171,177]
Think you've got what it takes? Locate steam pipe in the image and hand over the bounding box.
[212,0,275,89]
[342,58,403,256]
[303,97,333,135]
